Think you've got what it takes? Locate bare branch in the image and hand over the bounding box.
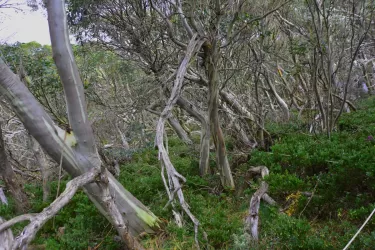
[155,33,205,249]
[0,169,99,250]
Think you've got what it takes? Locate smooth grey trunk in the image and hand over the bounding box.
[46,0,160,236]
[0,57,159,237]
[264,75,290,121]
[167,116,193,145]
[0,0,160,236]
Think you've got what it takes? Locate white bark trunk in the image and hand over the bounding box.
[167,116,193,145]
[246,181,268,242]
[0,1,160,237]
[265,77,290,121]
[0,188,8,205]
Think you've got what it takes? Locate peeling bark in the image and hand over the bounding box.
[204,40,235,188]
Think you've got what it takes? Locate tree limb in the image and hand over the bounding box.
[0,169,99,250]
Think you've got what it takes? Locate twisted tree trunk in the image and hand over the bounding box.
[204,41,234,188]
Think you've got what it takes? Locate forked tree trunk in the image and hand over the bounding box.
[0,123,29,213]
[46,0,160,235]
[0,0,160,237]
[203,41,235,188]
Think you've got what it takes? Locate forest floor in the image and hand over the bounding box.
[1,97,375,249]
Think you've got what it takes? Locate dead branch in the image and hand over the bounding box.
[0,188,8,205]
[244,166,277,246]
[0,217,13,250]
[0,168,99,250]
[155,33,205,249]
[245,181,269,242]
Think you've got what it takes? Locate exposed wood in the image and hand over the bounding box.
[0,169,99,250]
[0,217,13,250]
[97,167,145,250]
[0,188,8,205]
[245,181,269,242]
[244,166,276,245]
[155,33,205,249]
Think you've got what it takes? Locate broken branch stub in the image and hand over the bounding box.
[246,181,269,242]
[244,166,276,246]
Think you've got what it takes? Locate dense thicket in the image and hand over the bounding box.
[1,0,375,249]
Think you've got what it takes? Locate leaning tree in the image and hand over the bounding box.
[0,0,160,248]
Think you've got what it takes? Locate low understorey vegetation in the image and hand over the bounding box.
[2,98,375,249]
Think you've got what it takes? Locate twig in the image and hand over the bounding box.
[299,179,319,218]
[343,207,375,250]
